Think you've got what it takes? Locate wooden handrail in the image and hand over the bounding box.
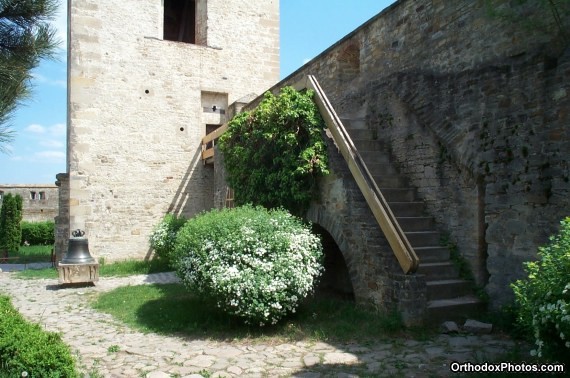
[201,124,229,162]
[202,123,229,145]
[200,75,419,273]
[304,75,419,273]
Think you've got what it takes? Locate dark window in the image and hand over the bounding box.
[39,191,46,200]
[164,0,196,44]
[30,191,37,200]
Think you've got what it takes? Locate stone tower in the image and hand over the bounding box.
[57,0,279,261]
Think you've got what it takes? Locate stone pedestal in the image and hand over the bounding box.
[58,263,99,284]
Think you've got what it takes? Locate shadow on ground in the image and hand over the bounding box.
[94,283,405,343]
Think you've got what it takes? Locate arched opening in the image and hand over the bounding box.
[312,224,354,301]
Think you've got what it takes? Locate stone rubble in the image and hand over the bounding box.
[0,272,526,377]
[463,319,493,335]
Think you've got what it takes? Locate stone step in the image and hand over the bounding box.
[427,295,485,324]
[387,202,426,217]
[427,279,473,301]
[358,151,392,164]
[341,118,367,129]
[417,261,458,280]
[374,175,408,188]
[397,217,435,232]
[405,231,441,247]
[379,188,417,201]
[365,163,400,177]
[413,246,450,262]
[352,139,389,152]
[345,129,376,140]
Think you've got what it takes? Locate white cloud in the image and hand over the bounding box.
[31,72,66,88]
[25,124,46,134]
[35,151,65,160]
[24,123,66,137]
[52,1,68,52]
[40,139,65,148]
[7,149,65,164]
[49,123,66,137]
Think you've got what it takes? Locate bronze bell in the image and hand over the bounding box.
[61,229,96,264]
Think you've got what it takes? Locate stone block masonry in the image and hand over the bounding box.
[62,0,279,261]
[267,0,569,308]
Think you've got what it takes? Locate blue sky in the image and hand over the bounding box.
[0,0,394,184]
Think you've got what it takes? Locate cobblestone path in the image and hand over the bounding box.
[0,272,523,377]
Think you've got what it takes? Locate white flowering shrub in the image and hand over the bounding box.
[149,214,187,265]
[512,217,570,362]
[174,205,323,326]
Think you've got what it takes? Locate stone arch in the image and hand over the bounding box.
[312,223,354,300]
[306,204,368,303]
[336,40,361,82]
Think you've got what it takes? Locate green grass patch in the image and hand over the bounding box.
[14,258,171,280]
[2,245,52,264]
[96,257,170,277]
[91,283,405,343]
[12,267,58,279]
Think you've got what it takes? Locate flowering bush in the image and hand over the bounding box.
[174,205,323,326]
[149,214,187,265]
[512,217,570,361]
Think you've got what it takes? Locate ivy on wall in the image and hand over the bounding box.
[219,87,328,215]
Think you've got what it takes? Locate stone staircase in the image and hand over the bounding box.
[341,117,484,324]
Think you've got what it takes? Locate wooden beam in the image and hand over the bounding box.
[202,123,229,145]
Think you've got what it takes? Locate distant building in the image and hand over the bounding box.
[0,185,58,222]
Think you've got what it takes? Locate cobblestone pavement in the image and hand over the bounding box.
[0,272,524,377]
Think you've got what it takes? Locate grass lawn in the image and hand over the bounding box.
[13,258,171,279]
[2,245,52,264]
[91,283,406,343]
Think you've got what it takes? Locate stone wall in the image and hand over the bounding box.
[66,0,279,261]
[54,173,70,261]
[306,134,427,325]
[258,0,569,308]
[0,185,59,223]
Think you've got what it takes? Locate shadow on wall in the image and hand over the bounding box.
[144,147,211,260]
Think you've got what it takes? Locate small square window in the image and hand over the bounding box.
[164,0,196,44]
[30,191,37,200]
[39,192,46,200]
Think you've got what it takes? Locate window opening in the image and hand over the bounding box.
[39,191,46,200]
[30,191,37,200]
[164,0,196,43]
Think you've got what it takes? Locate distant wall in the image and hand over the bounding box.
[265,0,569,308]
[0,185,58,223]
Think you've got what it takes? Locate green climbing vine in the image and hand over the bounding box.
[219,86,329,215]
